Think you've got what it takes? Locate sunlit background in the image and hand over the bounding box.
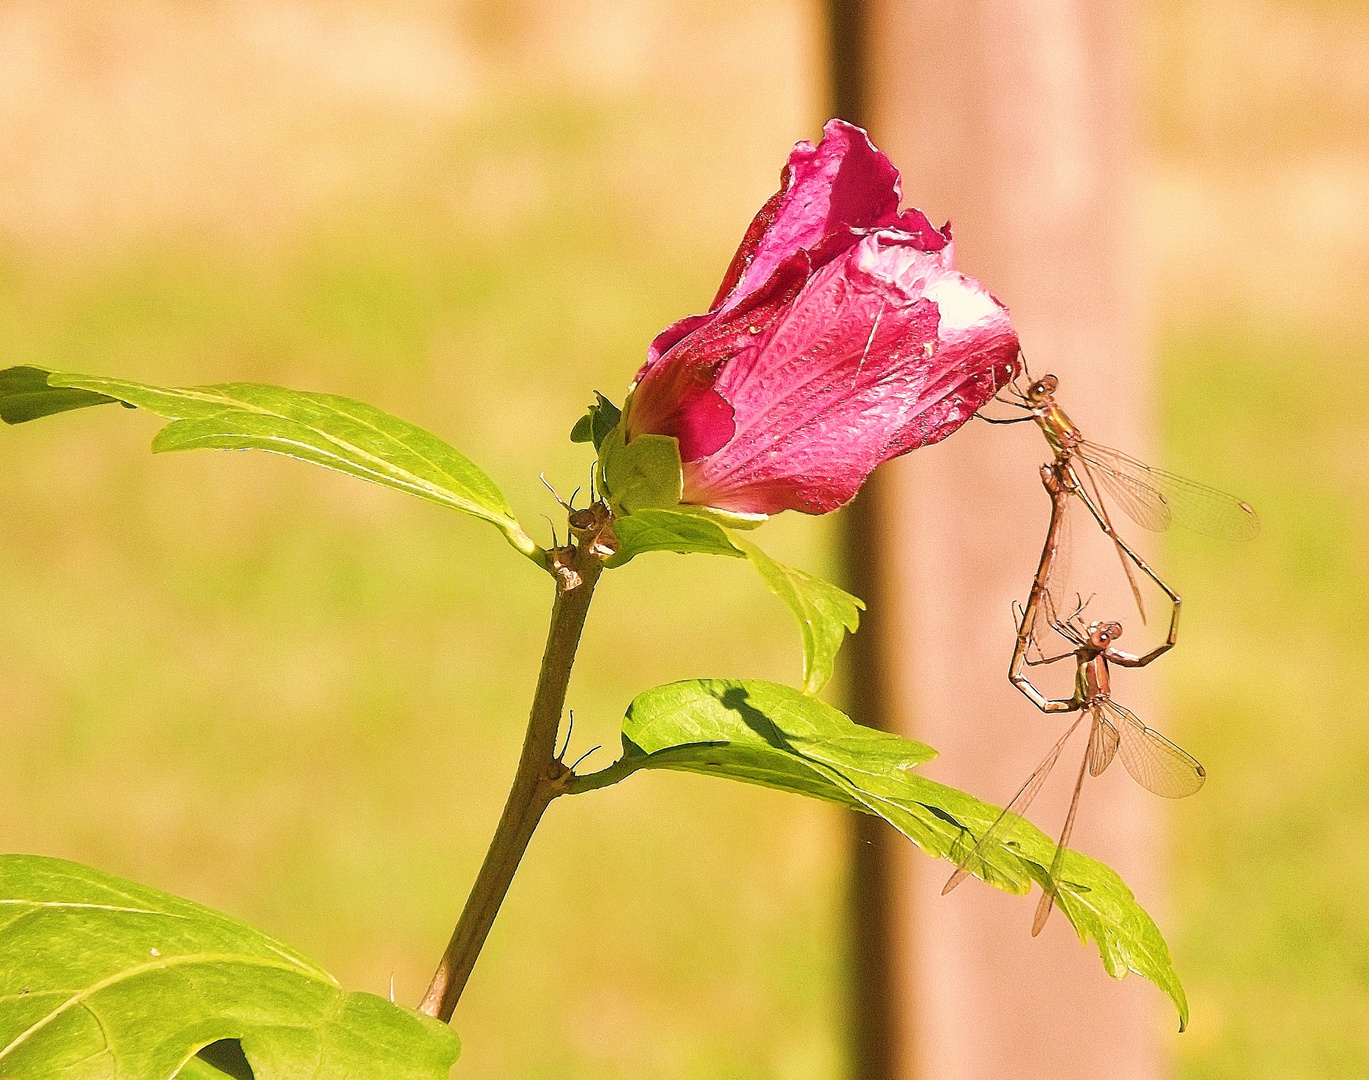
[0,2,1364,1077]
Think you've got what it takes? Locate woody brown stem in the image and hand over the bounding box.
[418,540,602,1023]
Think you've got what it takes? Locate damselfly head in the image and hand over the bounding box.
[1087,620,1123,648]
[1025,373,1059,405]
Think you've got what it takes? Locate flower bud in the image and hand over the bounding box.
[624,119,1020,516]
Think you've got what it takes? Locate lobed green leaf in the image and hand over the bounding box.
[607,513,861,695]
[729,536,862,694]
[606,507,745,566]
[0,855,460,1079]
[0,367,540,562]
[574,679,1189,1028]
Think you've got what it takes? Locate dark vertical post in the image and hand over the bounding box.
[828,0,868,123]
[829,5,905,1080]
[839,484,904,1080]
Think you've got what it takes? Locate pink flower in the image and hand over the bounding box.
[623,119,1020,516]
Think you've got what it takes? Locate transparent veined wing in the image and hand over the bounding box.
[1086,705,1120,777]
[942,715,1084,895]
[1076,449,1172,533]
[1032,724,1092,936]
[1078,442,1259,540]
[1102,699,1207,798]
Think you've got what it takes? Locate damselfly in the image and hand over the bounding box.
[944,596,1204,934]
[944,461,1203,933]
[982,370,1259,621]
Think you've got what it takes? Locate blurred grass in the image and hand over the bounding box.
[1164,321,1369,1079]
[1151,1,1369,1076]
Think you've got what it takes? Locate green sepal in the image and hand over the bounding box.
[597,425,684,515]
[570,392,622,450]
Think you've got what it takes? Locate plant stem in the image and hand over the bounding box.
[419,540,603,1023]
[565,753,639,794]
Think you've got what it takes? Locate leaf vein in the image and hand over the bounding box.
[0,952,339,1060]
[0,900,188,918]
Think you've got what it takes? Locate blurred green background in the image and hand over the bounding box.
[0,2,1363,1078]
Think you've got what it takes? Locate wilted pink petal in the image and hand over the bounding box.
[677,234,1018,515]
[623,121,1020,517]
[714,119,950,313]
[627,258,809,456]
[642,119,951,376]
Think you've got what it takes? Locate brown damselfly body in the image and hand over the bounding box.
[942,462,1206,934]
[981,367,1259,624]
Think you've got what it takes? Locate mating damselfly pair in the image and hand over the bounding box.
[941,368,1257,933]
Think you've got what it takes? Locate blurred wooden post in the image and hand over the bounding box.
[829,5,906,1080]
[835,3,1165,1079]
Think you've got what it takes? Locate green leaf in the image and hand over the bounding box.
[604,510,860,694]
[0,367,540,562]
[576,679,1188,1028]
[0,855,460,1079]
[182,1040,255,1079]
[729,536,863,694]
[176,1059,237,1079]
[606,507,746,567]
[596,427,683,515]
[175,1056,239,1079]
[0,365,120,423]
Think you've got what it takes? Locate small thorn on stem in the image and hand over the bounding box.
[569,745,602,772]
[556,710,575,762]
[540,472,573,510]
